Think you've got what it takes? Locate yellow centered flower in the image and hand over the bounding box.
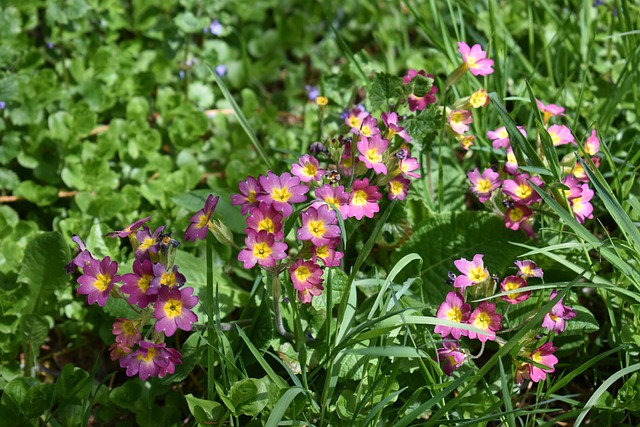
[272,187,291,202]
[386,128,397,139]
[451,112,464,123]
[550,313,559,322]
[316,96,328,106]
[197,214,209,228]
[253,242,272,259]
[470,90,488,108]
[466,57,477,68]
[474,312,491,329]
[348,116,361,128]
[138,345,156,362]
[123,321,136,335]
[550,132,560,146]
[573,199,584,212]
[360,125,372,137]
[247,190,257,203]
[446,306,463,323]
[164,299,183,318]
[308,220,326,238]
[258,217,275,233]
[365,148,382,164]
[303,164,317,177]
[509,208,524,222]
[477,178,492,193]
[469,266,488,283]
[390,180,403,195]
[531,351,543,364]
[138,274,152,293]
[295,266,311,282]
[316,245,329,258]
[139,238,155,251]
[352,190,368,206]
[95,273,111,291]
[498,129,509,139]
[341,157,353,168]
[504,281,522,299]
[325,197,339,210]
[507,151,517,164]
[162,271,177,288]
[515,184,532,199]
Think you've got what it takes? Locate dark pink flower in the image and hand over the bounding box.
[109,342,132,361]
[150,263,186,290]
[313,238,344,267]
[105,216,152,238]
[381,112,411,142]
[154,286,199,337]
[388,176,410,200]
[467,302,502,342]
[437,341,466,375]
[245,203,284,239]
[345,178,382,220]
[434,292,472,339]
[468,168,501,203]
[77,256,121,307]
[542,291,577,334]
[528,342,558,383]
[231,176,262,215]
[504,203,533,232]
[571,184,594,223]
[311,184,349,218]
[502,173,544,205]
[66,234,95,274]
[257,172,309,217]
[297,205,341,247]
[289,259,324,303]
[561,175,583,200]
[121,258,158,308]
[184,194,219,241]
[453,254,489,292]
[135,225,165,259]
[112,318,141,347]
[514,260,544,279]
[120,341,182,380]
[238,230,288,269]
[458,42,494,76]
[402,69,438,111]
[500,275,531,304]
[354,114,380,138]
[345,107,368,131]
[291,154,325,183]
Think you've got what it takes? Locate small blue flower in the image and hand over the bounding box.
[0,101,5,110]
[215,64,227,76]
[179,70,185,79]
[206,19,223,36]
[305,85,319,102]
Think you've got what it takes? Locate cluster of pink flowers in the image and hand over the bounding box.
[67,210,208,380]
[434,255,576,385]
[230,105,425,304]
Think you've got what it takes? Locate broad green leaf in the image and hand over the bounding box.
[14,180,58,207]
[369,72,403,111]
[229,378,269,417]
[184,394,225,424]
[21,383,54,419]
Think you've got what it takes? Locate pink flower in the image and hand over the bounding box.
[468,168,501,203]
[447,109,473,134]
[502,173,544,205]
[135,225,165,259]
[77,256,121,307]
[120,341,182,380]
[457,42,494,76]
[500,275,531,304]
[435,292,472,339]
[398,155,421,179]
[514,260,544,279]
[345,107,368,131]
[542,291,577,334]
[437,341,466,375]
[245,203,284,239]
[388,176,411,200]
[184,194,219,241]
[504,147,519,175]
[357,135,389,175]
[290,259,324,303]
[311,184,349,217]
[528,342,558,383]
[584,130,600,156]
[257,171,309,217]
[109,342,132,361]
[121,258,159,308]
[231,176,262,215]
[382,112,411,142]
[402,69,438,111]
[504,203,533,232]
[345,178,382,220]
[561,175,583,200]
[297,205,341,247]
[66,234,95,274]
[457,134,475,151]
[467,302,502,342]
[571,184,594,223]
[487,126,527,150]
[154,286,199,337]
[105,216,152,238]
[536,99,565,124]
[547,124,575,146]
[112,318,141,347]
[355,114,380,138]
[150,263,186,290]
[313,238,344,267]
[469,88,490,108]
[238,230,288,269]
[453,254,489,292]
[291,154,325,183]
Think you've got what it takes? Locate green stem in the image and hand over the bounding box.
[206,235,215,400]
[271,272,294,340]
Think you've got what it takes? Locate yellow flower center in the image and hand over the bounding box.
[550,132,560,146]
[258,217,275,234]
[325,197,339,210]
[138,274,152,293]
[390,180,404,195]
[469,266,488,283]
[316,96,328,106]
[95,273,111,291]
[294,266,311,282]
[365,149,381,164]
[504,280,522,300]
[507,151,517,164]
[509,207,524,222]
[348,116,361,128]
[470,90,488,108]
[447,306,462,323]
[531,351,543,364]
[303,163,317,177]
[360,125,372,137]
[474,312,491,329]
[316,245,329,258]
[139,237,155,251]
[138,345,156,362]
[272,187,291,203]
[341,157,353,168]
[161,271,177,288]
[352,190,368,206]
[308,220,326,238]
[164,298,183,318]
[477,178,492,193]
[573,198,584,212]
[515,184,532,199]
[197,214,209,228]
[451,112,464,123]
[247,190,257,204]
[253,242,272,259]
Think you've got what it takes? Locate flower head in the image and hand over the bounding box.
[504,147,519,175]
[184,194,219,241]
[112,318,142,347]
[345,178,382,220]
[500,275,531,304]
[542,291,577,334]
[311,184,349,217]
[457,42,494,76]
[469,88,490,108]
[313,238,344,267]
[502,173,544,205]
[291,154,325,183]
[344,107,368,130]
[402,69,438,111]
[105,216,152,238]
[571,184,594,223]
[238,230,288,269]
[388,176,411,200]
[76,256,121,307]
[584,130,600,156]
[154,286,199,337]
[453,254,489,292]
[504,203,533,232]
[298,205,341,247]
[528,342,558,383]
[357,135,389,174]
[547,124,575,146]
[135,225,165,259]
[206,19,223,36]
[487,126,527,150]
[536,99,565,124]
[257,172,309,217]
[468,168,501,203]
[382,112,411,142]
[398,155,421,179]
[231,176,262,215]
[447,109,473,135]
[515,260,544,279]
[434,292,472,339]
[120,341,182,380]
[437,341,466,375]
[467,302,502,342]
[245,203,284,239]
[290,259,324,303]
[66,234,95,274]
[121,258,159,308]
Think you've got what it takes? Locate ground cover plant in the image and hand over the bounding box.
[1,0,639,425]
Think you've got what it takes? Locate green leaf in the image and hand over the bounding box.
[56,364,90,401]
[617,373,640,411]
[369,72,403,111]
[22,383,54,419]
[15,180,59,207]
[17,232,69,315]
[228,378,269,417]
[109,381,144,411]
[402,105,441,150]
[20,314,49,360]
[174,11,207,34]
[184,394,225,424]
[264,387,306,427]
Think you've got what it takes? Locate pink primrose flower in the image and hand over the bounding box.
[357,134,389,175]
[291,154,325,183]
[547,124,575,146]
[345,108,368,131]
[500,275,531,304]
[514,260,544,279]
[231,176,262,215]
[398,155,421,179]
[453,254,489,292]
[487,126,527,150]
[135,225,165,259]
[109,342,132,361]
[457,134,475,151]
[297,205,341,247]
[571,184,594,223]
[356,114,380,138]
[457,42,494,76]
[468,168,501,203]
[402,69,438,111]
[467,302,502,342]
[584,130,600,156]
[528,342,558,383]
[66,234,95,274]
[388,176,411,200]
[112,318,142,348]
[245,203,284,240]
[345,178,382,220]
[502,173,543,205]
[150,263,186,290]
[561,175,583,200]
[120,341,182,380]
[434,292,472,339]
[184,194,219,241]
[311,184,349,218]
[105,216,152,238]
[257,171,309,217]
[238,229,288,269]
[542,291,577,334]
[437,341,466,375]
[289,259,324,303]
[504,203,533,232]
[77,256,121,307]
[536,99,565,124]
[504,147,519,175]
[154,286,199,337]
[313,238,344,267]
[121,258,159,308]
[447,109,473,135]
[382,112,411,142]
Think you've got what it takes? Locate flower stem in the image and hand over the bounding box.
[206,235,215,400]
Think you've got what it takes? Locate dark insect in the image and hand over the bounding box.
[158,231,180,254]
[327,170,341,185]
[502,199,515,209]
[396,149,407,161]
[445,271,457,285]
